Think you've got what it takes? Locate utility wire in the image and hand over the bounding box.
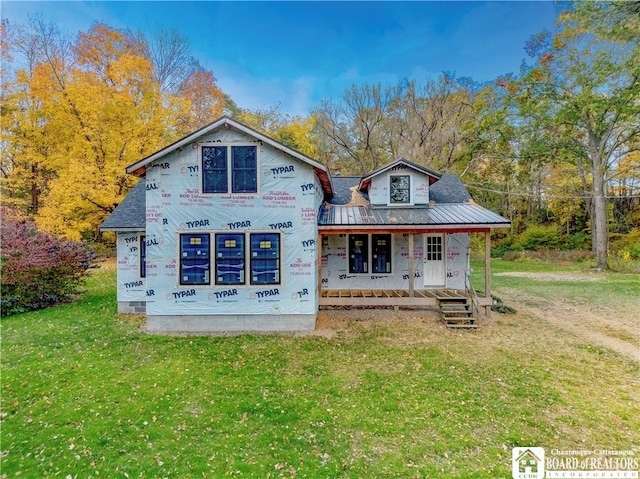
[464,183,640,199]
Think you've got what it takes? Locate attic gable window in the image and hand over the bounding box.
[201,144,258,194]
[390,175,410,204]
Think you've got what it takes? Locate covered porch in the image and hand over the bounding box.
[317,229,495,318]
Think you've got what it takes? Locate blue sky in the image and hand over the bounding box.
[2,1,563,117]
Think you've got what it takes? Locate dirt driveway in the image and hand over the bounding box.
[495,272,639,363]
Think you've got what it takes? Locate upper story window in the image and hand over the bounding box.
[390,175,410,204]
[201,145,258,194]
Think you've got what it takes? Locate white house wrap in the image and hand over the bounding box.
[134,124,326,332]
[102,116,510,333]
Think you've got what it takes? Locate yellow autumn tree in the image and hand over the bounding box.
[3,20,227,240]
[30,23,181,240]
[236,107,320,159]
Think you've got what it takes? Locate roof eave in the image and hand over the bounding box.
[318,223,510,233]
[99,226,145,232]
[360,158,441,182]
[125,116,333,196]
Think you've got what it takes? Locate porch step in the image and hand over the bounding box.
[438,297,477,329]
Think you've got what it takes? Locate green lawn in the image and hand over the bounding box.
[2,261,639,478]
[473,258,640,308]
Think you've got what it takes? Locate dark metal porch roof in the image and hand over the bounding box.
[318,202,510,230]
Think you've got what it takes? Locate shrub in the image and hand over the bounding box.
[514,224,563,251]
[503,250,595,263]
[490,235,515,258]
[611,228,640,260]
[564,231,591,251]
[1,208,96,316]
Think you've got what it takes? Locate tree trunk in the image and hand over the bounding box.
[592,172,608,269]
[31,163,39,215]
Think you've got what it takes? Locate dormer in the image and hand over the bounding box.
[358,159,441,207]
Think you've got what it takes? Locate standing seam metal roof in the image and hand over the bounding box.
[318,203,510,228]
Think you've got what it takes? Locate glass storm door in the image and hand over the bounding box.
[423,234,445,288]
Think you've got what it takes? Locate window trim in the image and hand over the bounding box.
[389,174,411,205]
[199,143,259,196]
[348,234,393,275]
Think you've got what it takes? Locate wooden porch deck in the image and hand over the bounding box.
[319,288,483,307]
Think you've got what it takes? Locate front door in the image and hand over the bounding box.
[423,234,445,288]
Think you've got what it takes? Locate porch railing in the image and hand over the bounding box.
[464,269,480,320]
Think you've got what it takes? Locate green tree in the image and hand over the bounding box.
[509,1,640,268]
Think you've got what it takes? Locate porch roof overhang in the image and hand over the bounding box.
[318,202,511,233]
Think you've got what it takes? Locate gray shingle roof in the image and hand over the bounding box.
[328,177,369,205]
[328,173,471,205]
[100,180,146,232]
[430,174,472,203]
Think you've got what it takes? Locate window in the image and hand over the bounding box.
[232,146,257,193]
[425,235,443,261]
[201,145,257,194]
[140,235,146,278]
[390,175,410,204]
[202,146,227,193]
[215,233,245,285]
[349,234,393,274]
[250,233,280,285]
[349,234,369,273]
[180,234,210,285]
[178,232,281,287]
[372,234,391,273]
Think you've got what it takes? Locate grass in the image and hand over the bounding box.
[472,257,639,309]
[2,260,639,478]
